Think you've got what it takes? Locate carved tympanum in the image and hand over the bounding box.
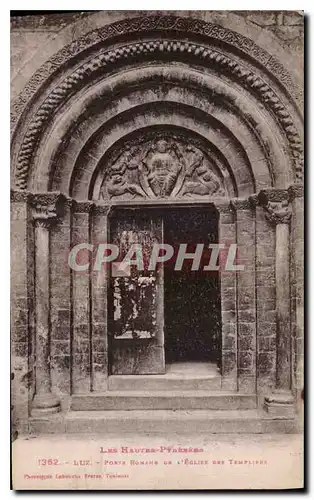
[99,137,225,200]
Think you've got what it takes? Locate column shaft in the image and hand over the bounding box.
[31,192,65,416]
[276,223,291,389]
[32,219,60,415]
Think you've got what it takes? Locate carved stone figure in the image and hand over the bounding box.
[100,136,225,200]
[142,140,183,197]
[181,159,223,197]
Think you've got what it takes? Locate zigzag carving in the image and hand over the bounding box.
[14,40,303,189]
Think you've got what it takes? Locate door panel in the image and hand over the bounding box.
[109,209,165,374]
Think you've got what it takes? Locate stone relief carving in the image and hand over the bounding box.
[257,188,292,224]
[263,200,292,225]
[99,137,225,200]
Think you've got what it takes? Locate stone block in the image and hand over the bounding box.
[256,299,276,313]
[223,333,236,350]
[237,271,255,289]
[74,339,90,355]
[238,351,254,373]
[238,309,255,322]
[92,336,106,353]
[247,12,277,26]
[51,340,70,356]
[51,356,71,393]
[256,286,276,301]
[238,376,255,393]
[238,287,256,309]
[257,352,276,376]
[221,286,236,310]
[264,392,295,418]
[238,323,256,351]
[256,268,275,287]
[12,342,28,357]
[12,326,27,343]
[73,323,89,341]
[221,310,236,322]
[221,350,236,375]
[257,336,276,352]
[257,309,276,323]
[283,12,303,25]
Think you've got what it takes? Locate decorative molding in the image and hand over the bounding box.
[258,188,291,224]
[99,135,225,201]
[13,37,303,190]
[11,15,297,127]
[92,204,112,216]
[263,201,292,225]
[258,188,289,204]
[10,189,30,203]
[72,200,94,213]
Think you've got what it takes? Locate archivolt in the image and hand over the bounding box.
[11,24,303,190]
[29,65,288,196]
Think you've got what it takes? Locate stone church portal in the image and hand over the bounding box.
[11,11,304,434]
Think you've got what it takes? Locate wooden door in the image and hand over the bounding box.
[109,209,165,374]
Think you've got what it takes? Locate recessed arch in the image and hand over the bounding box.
[25,62,296,198]
[11,19,303,191]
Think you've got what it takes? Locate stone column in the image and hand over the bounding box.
[258,189,294,416]
[72,201,94,394]
[31,193,65,416]
[11,190,32,432]
[288,185,304,405]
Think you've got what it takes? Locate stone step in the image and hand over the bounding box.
[71,391,257,411]
[108,374,222,391]
[29,409,299,435]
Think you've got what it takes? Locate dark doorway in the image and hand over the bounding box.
[164,207,221,364]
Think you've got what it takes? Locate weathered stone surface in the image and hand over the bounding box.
[10,10,303,435]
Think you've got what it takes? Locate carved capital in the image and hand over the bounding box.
[263,200,292,225]
[258,189,291,225]
[30,192,67,225]
[258,188,289,204]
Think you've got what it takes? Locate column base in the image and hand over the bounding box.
[264,390,295,418]
[31,392,61,417]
